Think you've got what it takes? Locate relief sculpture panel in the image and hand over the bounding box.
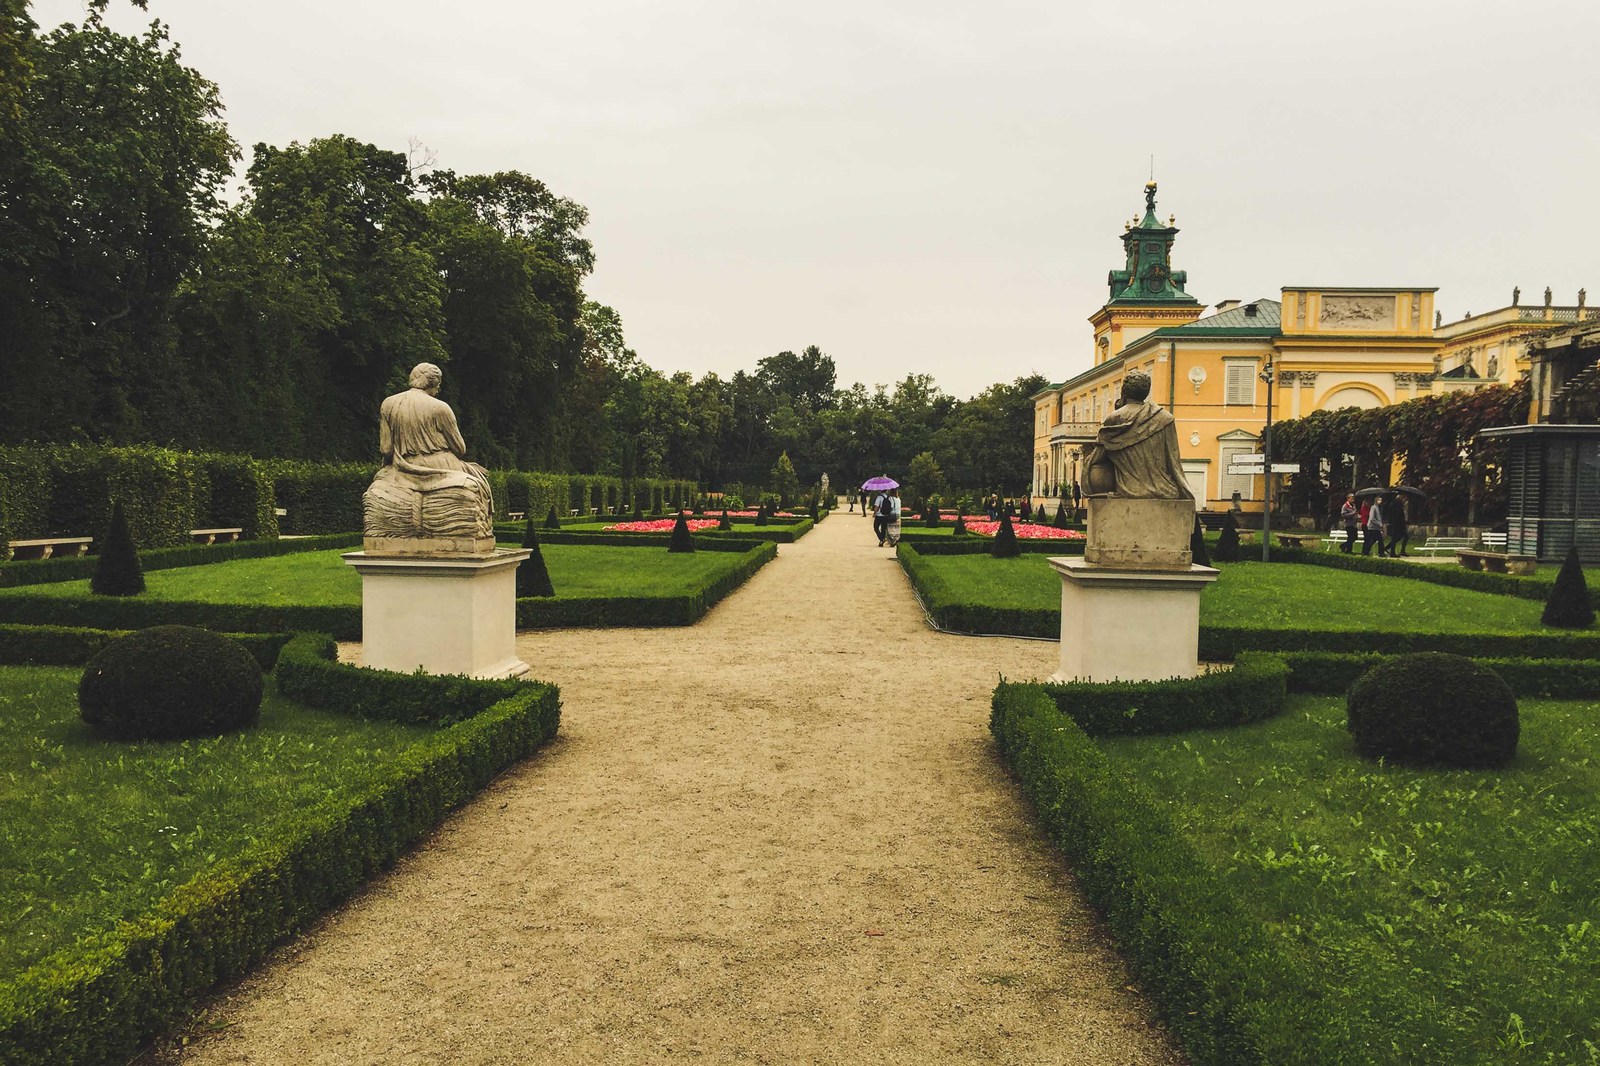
[1319,294,1395,330]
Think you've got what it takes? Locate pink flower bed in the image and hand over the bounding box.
[604,519,722,533]
[719,510,799,518]
[962,520,1085,540]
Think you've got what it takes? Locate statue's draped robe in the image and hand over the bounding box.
[1082,402,1194,501]
[364,389,494,540]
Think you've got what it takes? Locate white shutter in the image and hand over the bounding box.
[1225,362,1256,406]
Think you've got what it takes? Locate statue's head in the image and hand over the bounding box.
[1120,370,1153,404]
[408,362,443,394]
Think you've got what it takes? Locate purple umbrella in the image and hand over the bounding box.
[861,476,898,491]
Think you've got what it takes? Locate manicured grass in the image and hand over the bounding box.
[913,554,1550,633]
[0,544,752,608]
[1098,695,1600,1063]
[0,665,429,977]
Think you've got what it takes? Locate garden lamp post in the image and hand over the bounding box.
[1260,358,1276,562]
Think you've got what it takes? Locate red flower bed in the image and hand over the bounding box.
[604,519,722,533]
[962,521,1085,540]
[720,510,800,518]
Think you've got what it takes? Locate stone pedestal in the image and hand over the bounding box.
[1049,558,1219,683]
[342,549,531,679]
[1084,497,1196,569]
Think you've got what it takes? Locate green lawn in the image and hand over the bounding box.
[913,554,1551,633]
[0,665,430,976]
[1099,695,1600,1062]
[0,544,751,608]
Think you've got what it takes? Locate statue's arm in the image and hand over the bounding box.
[378,407,394,462]
[442,405,468,457]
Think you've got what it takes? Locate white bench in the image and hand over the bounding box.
[1415,536,1471,556]
[1481,532,1508,550]
[7,536,93,561]
[190,527,243,545]
[1322,530,1349,550]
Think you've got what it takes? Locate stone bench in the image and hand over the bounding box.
[7,536,93,561]
[189,527,243,545]
[1456,549,1537,576]
[1274,531,1323,550]
[507,511,526,522]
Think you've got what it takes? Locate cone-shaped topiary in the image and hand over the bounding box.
[952,516,968,537]
[668,511,695,553]
[1214,513,1241,562]
[631,498,645,522]
[1347,652,1518,768]
[1190,516,1211,568]
[1542,545,1594,628]
[516,518,556,597]
[543,506,561,530]
[91,500,145,596]
[754,505,768,526]
[990,509,1020,558]
[718,509,733,532]
[79,625,262,740]
[1054,501,1068,529]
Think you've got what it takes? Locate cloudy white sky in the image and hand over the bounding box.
[36,0,1599,398]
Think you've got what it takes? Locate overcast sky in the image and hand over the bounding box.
[36,0,1599,398]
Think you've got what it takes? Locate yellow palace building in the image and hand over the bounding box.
[1030,183,1593,512]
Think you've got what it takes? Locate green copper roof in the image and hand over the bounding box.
[1169,299,1282,331]
[1106,182,1197,304]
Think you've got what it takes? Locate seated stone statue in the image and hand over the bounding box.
[363,362,494,549]
[1080,370,1194,501]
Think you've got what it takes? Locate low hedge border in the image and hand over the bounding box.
[991,681,1359,1064]
[1274,546,1552,600]
[0,623,290,671]
[1038,652,1287,736]
[0,534,363,589]
[515,540,777,628]
[0,632,561,1066]
[491,528,766,552]
[897,543,1058,637]
[0,542,778,639]
[1280,649,1600,698]
[898,537,1085,555]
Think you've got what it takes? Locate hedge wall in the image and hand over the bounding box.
[515,540,777,628]
[0,445,282,555]
[265,460,370,536]
[990,680,1361,1064]
[0,631,561,1066]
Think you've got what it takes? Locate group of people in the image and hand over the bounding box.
[1336,492,1410,557]
[859,488,902,547]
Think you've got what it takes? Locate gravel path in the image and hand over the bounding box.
[165,515,1184,1065]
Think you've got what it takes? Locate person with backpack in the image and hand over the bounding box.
[882,489,903,547]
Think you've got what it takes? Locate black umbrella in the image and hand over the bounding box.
[1354,485,1426,499]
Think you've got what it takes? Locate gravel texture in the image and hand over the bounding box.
[160,515,1185,1065]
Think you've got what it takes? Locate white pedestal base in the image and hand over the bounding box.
[342,549,531,679]
[1048,557,1219,683]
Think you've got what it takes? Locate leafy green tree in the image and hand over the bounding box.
[770,451,800,507]
[906,451,944,511]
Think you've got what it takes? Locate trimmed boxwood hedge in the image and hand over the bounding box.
[0,541,777,639]
[0,622,289,670]
[0,533,363,589]
[0,631,561,1066]
[1037,652,1288,736]
[1274,546,1552,600]
[991,680,1358,1064]
[1279,649,1600,699]
[897,536,1083,555]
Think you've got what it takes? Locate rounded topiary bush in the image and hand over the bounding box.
[1346,652,1518,768]
[79,625,264,741]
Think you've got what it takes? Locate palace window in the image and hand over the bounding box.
[1224,361,1257,406]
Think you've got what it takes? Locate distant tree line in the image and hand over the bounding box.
[0,4,1043,493]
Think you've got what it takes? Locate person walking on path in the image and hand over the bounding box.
[1384,494,1410,557]
[1362,496,1387,556]
[872,492,889,545]
[1339,493,1359,554]
[883,489,903,547]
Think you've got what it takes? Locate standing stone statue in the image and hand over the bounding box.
[1079,371,1194,500]
[363,362,494,551]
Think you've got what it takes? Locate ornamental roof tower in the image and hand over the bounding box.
[1106,181,1199,305]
